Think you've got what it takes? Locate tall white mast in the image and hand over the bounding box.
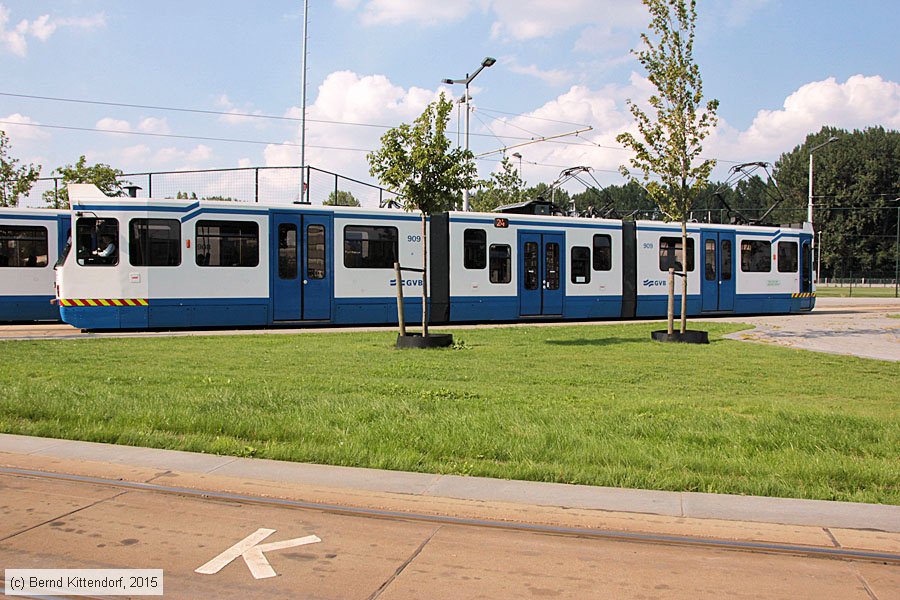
[299,0,309,202]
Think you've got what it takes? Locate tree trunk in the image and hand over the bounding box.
[421,212,429,337]
[680,219,688,334]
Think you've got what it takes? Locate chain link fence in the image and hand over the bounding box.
[22,165,400,209]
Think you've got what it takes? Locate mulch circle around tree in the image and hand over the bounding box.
[651,330,709,344]
[396,333,454,349]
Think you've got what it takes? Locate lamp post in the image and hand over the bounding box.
[443,56,496,211]
[512,152,523,177]
[893,198,900,298]
[808,135,838,284]
[807,136,838,225]
[512,152,523,200]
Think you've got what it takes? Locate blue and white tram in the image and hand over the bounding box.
[0,207,70,321]
[55,184,815,330]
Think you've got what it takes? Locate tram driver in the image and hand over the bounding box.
[92,234,117,264]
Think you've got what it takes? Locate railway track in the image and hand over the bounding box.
[2,466,897,567]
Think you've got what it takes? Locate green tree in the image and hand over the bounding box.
[323,190,362,207]
[368,93,477,336]
[616,0,718,334]
[43,155,125,208]
[470,156,524,212]
[0,131,41,207]
[773,126,900,279]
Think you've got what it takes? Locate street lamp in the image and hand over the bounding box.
[443,56,496,211]
[807,136,839,225]
[512,152,523,200]
[893,198,900,298]
[511,151,523,177]
[808,136,838,285]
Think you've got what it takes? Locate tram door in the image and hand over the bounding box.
[701,231,735,312]
[272,212,333,321]
[518,232,564,316]
[800,238,813,310]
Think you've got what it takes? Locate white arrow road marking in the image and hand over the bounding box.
[242,535,322,579]
[195,528,322,580]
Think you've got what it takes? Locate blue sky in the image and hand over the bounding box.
[2,0,899,205]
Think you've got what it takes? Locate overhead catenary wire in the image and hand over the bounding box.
[0,90,749,166]
[0,120,372,153]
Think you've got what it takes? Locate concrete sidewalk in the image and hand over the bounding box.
[1,433,897,533]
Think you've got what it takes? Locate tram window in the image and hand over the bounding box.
[802,242,812,293]
[307,224,326,279]
[76,218,119,266]
[721,239,732,281]
[0,225,48,268]
[523,242,539,290]
[545,242,560,290]
[658,237,694,272]
[741,240,771,272]
[463,229,486,269]
[343,225,397,269]
[278,223,297,279]
[777,241,798,273]
[571,246,591,284]
[705,240,716,281]
[129,219,181,267]
[592,234,612,271]
[195,220,259,267]
[489,244,511,284]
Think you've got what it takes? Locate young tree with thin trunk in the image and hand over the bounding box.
[367,94,477,336]
[43,155,125,208]
[0,131,40,207]
[617,0,718,334]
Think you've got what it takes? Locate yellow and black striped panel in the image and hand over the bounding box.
[59,298,149,307]
[791,292,816,298]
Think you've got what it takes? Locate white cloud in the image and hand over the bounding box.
[258,70,900,201]
[506,61,573,86]
[264,70,445,205]
[137,117,171,135]
[338,0,642,41]
[489,0,645,41]
[350,0,477,26]
[710,75,900,162]
[119,144,151,164]
[0,4,105,57]
[1,113,50,141]
[94,117,170,135]
[95,118,131,133]
[27,14,54,40]
[215,95,265,126]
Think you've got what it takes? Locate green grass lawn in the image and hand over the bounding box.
[1,322,897,505]
[816,286,899,298]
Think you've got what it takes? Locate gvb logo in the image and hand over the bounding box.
[643,279,668,288]
[390,278,423,287]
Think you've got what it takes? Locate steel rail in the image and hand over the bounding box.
[1,466,897,566]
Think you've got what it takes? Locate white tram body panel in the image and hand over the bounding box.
[0,207,69,321]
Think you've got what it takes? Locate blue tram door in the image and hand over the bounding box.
[272,212,332,322]
[301,214,332,320]
[800,238,813,310]
[518,232,564,316]
[701,231,735,312]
